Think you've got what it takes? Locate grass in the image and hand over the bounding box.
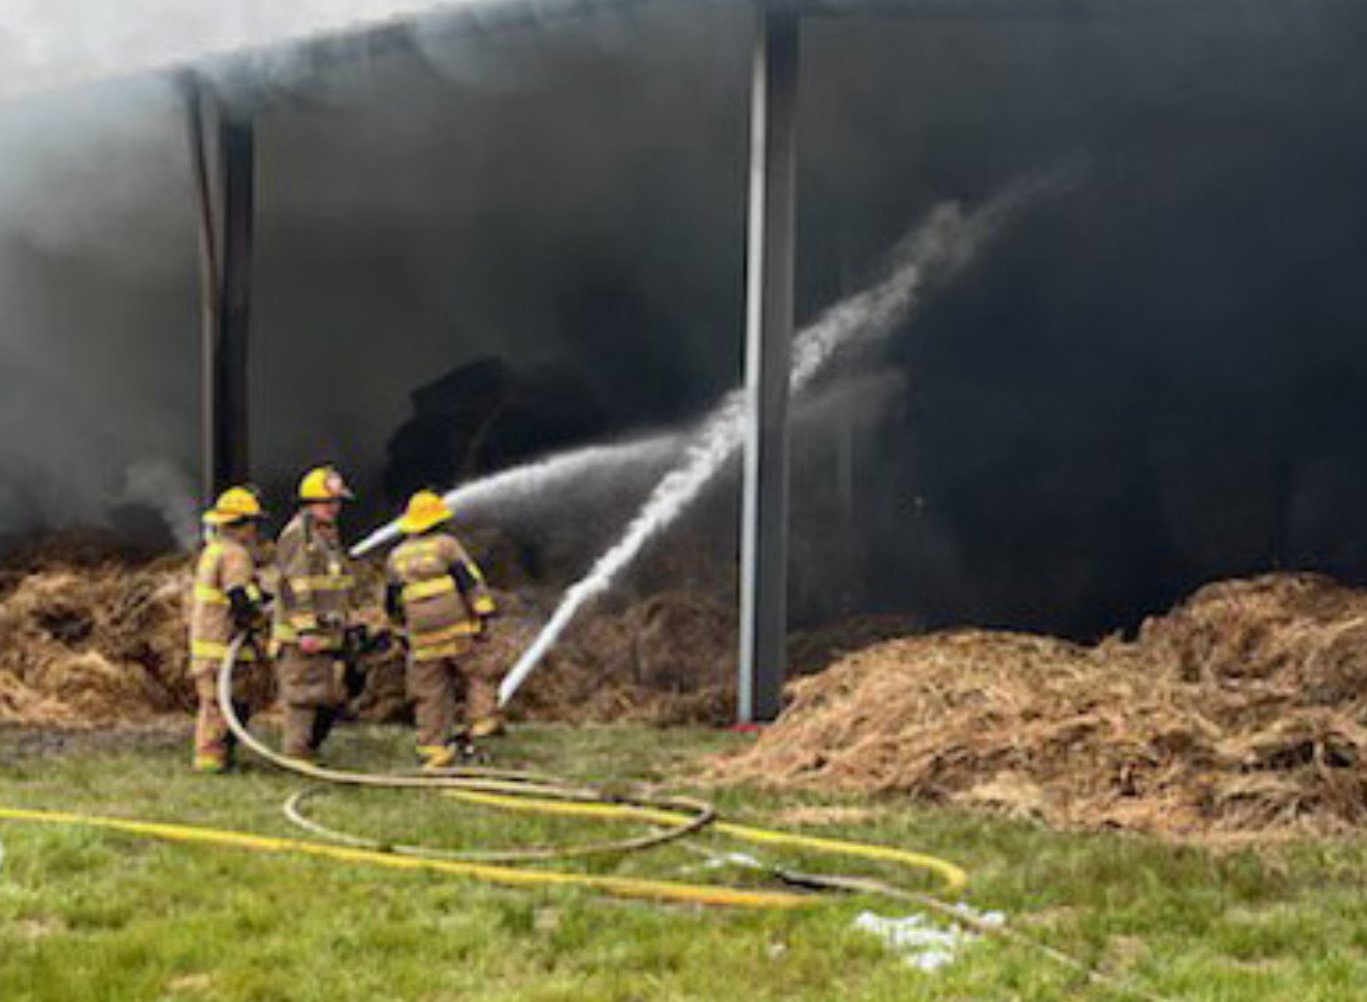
[1,723,1365,1001]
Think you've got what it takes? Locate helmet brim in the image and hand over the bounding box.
[203,510,265,526]
[300,486,355,502]
[397,511,451,535]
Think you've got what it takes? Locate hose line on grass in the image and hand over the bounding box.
[0,641,1181,1001]
[217,637,720,864]
[0,803,809,910]
[215,635,968,897]
[0,636,965,909]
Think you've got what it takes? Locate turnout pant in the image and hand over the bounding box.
[276,646,346,760]
[407,650,499,749]
[193,659,270,770]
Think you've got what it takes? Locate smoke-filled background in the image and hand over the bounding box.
[1,0,1366,639]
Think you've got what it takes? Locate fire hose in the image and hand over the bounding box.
[0,638,967,909]
[214,635,969,897]
[0,635,965,907]
[0,638,1182,1000]
[231,639,1188,998]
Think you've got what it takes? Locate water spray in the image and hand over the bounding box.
[349,172,1067,707]
[351,433,681,557]
[495,184,1048,707]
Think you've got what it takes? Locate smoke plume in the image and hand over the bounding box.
[499,186,1038,704]
[1,0,1367,640]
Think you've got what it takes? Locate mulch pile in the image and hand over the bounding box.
[714,574,1367,837]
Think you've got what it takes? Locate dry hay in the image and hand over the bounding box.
[0,534,748,729]
[512,590,739,726]
[0,519,904,729]
[505,604,923,726]
[14,528,1367,839]
[714,574,1367,838]
[1136,573,1367,699]
[360,594,921,727]
[0,539,191,727]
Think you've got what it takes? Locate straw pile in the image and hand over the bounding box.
[11,527,1367,839]
[0,538,191,726]
[715,574,1367,837]
[0,535,747,728]
[512,590,739,725]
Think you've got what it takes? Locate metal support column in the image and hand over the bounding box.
[739,2,800,724]
[185,77,254,504]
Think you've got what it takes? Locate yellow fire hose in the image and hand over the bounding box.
[437,788,969,891]
[0,803,807,910]
[0,635,966,909]
[0,639,1182,1001]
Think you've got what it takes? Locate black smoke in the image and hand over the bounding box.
[3,0,1367,640]
[793,2,1367,633]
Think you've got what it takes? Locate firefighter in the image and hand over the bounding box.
[272,466,363,762]
[189,486,269,774]
[385,490,498,769]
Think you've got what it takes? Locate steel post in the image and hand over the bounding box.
[186,78,254,504]
[739,2,800,723]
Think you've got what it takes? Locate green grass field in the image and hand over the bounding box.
[1,723,1364,1002]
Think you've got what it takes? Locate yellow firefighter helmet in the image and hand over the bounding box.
[203,486,265,526]
[298,466,354,502]
[398,490,452,536]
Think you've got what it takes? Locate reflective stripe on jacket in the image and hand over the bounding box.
[387,532,494,660]
[188,535,260,672]
[272,511,356,650]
